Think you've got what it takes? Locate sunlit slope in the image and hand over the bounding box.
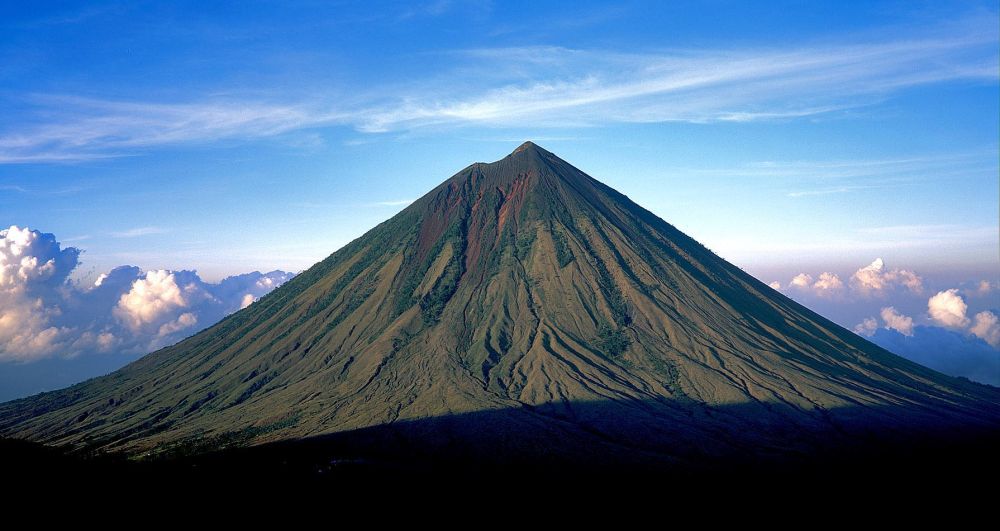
[2,142,997,458]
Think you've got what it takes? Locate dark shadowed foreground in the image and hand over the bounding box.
[3,399,997,497]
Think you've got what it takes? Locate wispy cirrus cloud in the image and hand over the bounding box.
[109,226,168,238]
[356,21,997,131]
[660,151,997,198]
[682,152,996,181]
[0,182,89,195]
[0,16,996,163]
[0,96,349,163]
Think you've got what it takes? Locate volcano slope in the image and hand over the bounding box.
[2,142,997,473]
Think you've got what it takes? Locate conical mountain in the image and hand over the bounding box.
[2,142,997,467]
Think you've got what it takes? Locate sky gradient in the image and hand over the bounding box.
[1,1,998,396]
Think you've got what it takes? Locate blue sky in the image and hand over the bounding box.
[0,1,998,396]
[2,0,997,280]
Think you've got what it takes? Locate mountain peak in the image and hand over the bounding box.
[512,140,540,153]
[4,143,997,468]
[436,140,574,197]
[504,140,555,163]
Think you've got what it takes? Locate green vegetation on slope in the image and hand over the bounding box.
[2,141,997,463]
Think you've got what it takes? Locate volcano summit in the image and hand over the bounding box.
[2,142,997,473]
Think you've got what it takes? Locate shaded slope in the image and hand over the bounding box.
[2,142,998,460]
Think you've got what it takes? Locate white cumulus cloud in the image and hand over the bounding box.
[880,306,914,337]
[790,273,813,288]
[155,312,198,342]
[0,225,79,290]
[853,308,915,337]
[115,270,192,330]
[968,279,998,297]
[970,311,1000,348]
[0,225,294,363]
[850,258,922,295]
[854,317,879,337]
[813,272,844,293]
[0,295,73,362]
[788,271,842,296]
[0,226,82,361]
[927,289,970,328]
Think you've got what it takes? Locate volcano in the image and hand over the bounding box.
[2,142,997,472]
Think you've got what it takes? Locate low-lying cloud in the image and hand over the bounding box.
[781,256,996,385]
[849,284,998,385]
[971,310,1000,348]
[880,306,914,337]
[787,271,843,297]
[850,258,922,295]
[0,225,294,363]
[813,272,844,294]
[927,288,971,328]
[853,306,915,337]
[853,317,879,337]
[786,258,925,299]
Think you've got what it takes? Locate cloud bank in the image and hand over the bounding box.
[788,258,923,299]
[781,257,996,386]
[0,225,293,363]
[850,258,923,295]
